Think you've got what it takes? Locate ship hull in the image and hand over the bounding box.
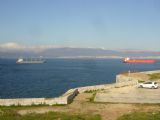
[123,60,156,64]
[16,61,45,64]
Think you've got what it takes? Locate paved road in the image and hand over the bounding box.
[95,85,160,103]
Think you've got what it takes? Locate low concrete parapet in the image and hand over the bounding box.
[0,89,79,106]
[0,98,45,106]
[114,80,138,88]
[140,70,160,74]
[77,84,113,93]
[74,79,138,93]
[63,89,79,104]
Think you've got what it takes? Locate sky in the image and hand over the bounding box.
[0,0,160,51]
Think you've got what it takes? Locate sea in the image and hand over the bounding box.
[0,58,160,99]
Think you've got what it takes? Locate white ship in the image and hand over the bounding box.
[16,58,46,64]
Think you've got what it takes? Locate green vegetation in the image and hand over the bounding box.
[134,103,160,107]
[0,103,66,110]
[148,73,160,80]
[117,112,160,120]
[0,104,50,110]
[0,108,101,120]
[84,89,105,103]
[88,93,97,102]
[84,89,104,93]
[52,104,66,106]
[138,80,145,83]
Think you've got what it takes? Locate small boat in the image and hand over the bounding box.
[123,57,156,64]
[16,58,46,64]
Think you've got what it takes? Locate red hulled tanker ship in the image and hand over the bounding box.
[123,57,156,64]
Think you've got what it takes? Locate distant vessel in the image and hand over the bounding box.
[16,57,46,64]
[123,57,156,64]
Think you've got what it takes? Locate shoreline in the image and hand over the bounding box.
[0,70,160,106]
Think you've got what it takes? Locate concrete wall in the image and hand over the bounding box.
[77,84,114,93]
[76,80,138,93]
[116,74,141,83]
[0,89,78,106]
[63,89,79,104]
[140,70,160,74]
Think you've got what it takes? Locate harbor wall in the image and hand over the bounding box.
[0,89,79,106]
[76,79,137,93]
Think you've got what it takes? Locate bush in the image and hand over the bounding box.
[148,73,160,80]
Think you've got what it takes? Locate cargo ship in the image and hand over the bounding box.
[16,58,46,64]
[123,57,156,64]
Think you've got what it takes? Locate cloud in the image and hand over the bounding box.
[0,42,64,52]
[0,42,25,49]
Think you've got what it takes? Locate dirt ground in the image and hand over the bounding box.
[18,72,160,120]
[18,92,160,120]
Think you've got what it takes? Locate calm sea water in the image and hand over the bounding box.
[0,58,160,98]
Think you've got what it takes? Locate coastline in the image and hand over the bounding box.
[0,70,160,106]
[0,73,138,106]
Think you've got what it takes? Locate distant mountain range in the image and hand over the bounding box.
[0,47,160,59]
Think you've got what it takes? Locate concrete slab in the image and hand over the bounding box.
[94,85,160,103]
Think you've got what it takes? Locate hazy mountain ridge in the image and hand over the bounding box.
[0,47,160,58]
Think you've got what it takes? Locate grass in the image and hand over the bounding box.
[88,93,97,102]
[138,80,145,83]
[84,89,104,93]
[117,112,160,120]
[0,104,50,111]
[84,89,101,102]
[133,103,160,107]
[148,73,160,80]
[0,108,101,120]
[52,104,66,106]
[84,89,106,103]
[0,103,66,109]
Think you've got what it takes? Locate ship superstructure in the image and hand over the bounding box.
[16,57,46,64]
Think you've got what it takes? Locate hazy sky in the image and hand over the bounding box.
[0,0,160,50]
